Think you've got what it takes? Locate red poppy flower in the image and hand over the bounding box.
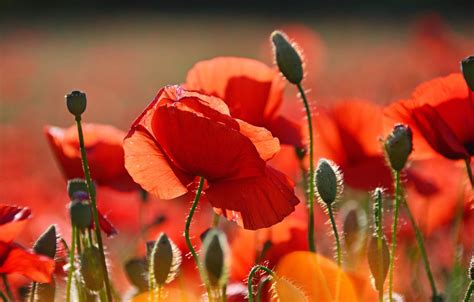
[385,73,474,162]
[312,100,393,191]
[44,123,138,191]
[184,57,303,148]
[123,85,299,229]
[0,205,55,283]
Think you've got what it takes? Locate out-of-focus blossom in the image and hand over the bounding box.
[45,123,138,191]
[124,85,299,229]
[184,57,303,148]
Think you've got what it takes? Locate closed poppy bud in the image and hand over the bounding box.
[384,124,413,172]
[315,158,343,207]
[271,31,304,85]
[367,234,390,293]
[67,178,95,200]
[148,233,181,286]
[124,258,148,293]
[33,225,57,259]
[201,229,229,288]
[461,56,474,91]
[69,200,92,230]
[66,90,87,117]
[80,246,104,292]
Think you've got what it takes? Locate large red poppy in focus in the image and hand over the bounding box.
[0,204,54,283]
[385,73,474,162]
[45,123,138,191]
[123,85,299,230]
[184,57,303,148]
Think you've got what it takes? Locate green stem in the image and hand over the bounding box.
[0,290,7,302]
[75,116,112,302]
[185,176,205,271]
[464,281,474,302]
[1,275,13,301]
[402,198,438,298]
[327,206,342,266]
[256,277,271,302]
[247,265,275,302]
[296,83,316,253]
[375,190,385,301]
[66,225,77,302]
[388,171,401,302]
[29,282,37,302]
[465,159,473,188]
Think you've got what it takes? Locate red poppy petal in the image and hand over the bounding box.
[0,205,31,243]
[151,106,266,181]
[266,115,304,148]
[206,166,299,229]
[0,242,54,283]
[236,119,280,161]
[97,211,118,237]
[124,127,191,199]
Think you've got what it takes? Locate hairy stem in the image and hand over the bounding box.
[463,281,474,302]
[327,206,342,266]
[247,265,275,302]
[66,226,77,302]
[388,171,401,302]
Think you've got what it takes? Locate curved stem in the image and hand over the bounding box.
[256,277,271,302]
[402,198,438,298]
[388,171,401,302]
[465,159,473,188]
[184,176,206,270]
[75,116,112,302]
[247,265,275,302]
[296,83,316,253]
[464,281,474,302]
[66,226,77,302]
[327,206,342,267]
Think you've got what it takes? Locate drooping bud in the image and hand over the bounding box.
[271,31,304,85]
[124,258,148,293]
[367,234,390,292]
[66,90,87,117]
[384,124,413,172]
[33,225,57,259]
[461,56,474,91]
[69,200,92,230]
[201,229,229,288]
[148,233,181,286]
[67,178,95,200]
[315,158,343,207]
[80,246,104,292]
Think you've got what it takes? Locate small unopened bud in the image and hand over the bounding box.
[384,124,413,172]
[80,246,104,292]
[148,233,181,286]
[33,225,57,259]
[124,258,148,293]
[67,178,95,200]
[367,234,390,292]
[315,159,343,206]
[201,229,229,288]
[271,31,304,85]
[66,90,87,117]
[69,200,92,230]
[461,56,474,91]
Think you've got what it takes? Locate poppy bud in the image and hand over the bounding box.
[80,246,104,292]
[315,158,343,207]
[201,229,229,288]
[66,90,87,117]
[33,225,57,259]
[69,200,92,230]
[384,124,413,172]
[461,56,474,91]
[148,233,181,286]
[271,31,304,85]
[124,258,148,293]
[67,178,95,200]
[367,234,390,293]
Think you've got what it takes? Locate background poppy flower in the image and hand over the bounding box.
[184,57,303,148]
[124,85,299,230]
[45,123,138,192]
[384,73,474,162]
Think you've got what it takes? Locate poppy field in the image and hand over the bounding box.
[1,13,473,302]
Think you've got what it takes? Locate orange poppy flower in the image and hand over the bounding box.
[0,204,55,283]
[384,73,474,162]
[124,85,299,229]
[184,57,303,148]
[44,123,138,191]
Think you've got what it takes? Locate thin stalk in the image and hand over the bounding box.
[184,176,205,270]
[29,282,37,302]
[402,198,438,299]
[375,190,384,302]
[66,226,77,302]
[0,290,7,302]
[1,276,13,301]
[464,281,473,302]
[296,83,316,253]
[388,171,401,302]
[256,277,271,302]
[465,159,473,188]
[247,265,275,302]
[75,116,112,302]
[327,206,342,266]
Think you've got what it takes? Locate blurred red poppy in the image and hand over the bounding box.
[385,73,474,162]
[44,123,138,192]
[124,85,299,229]
[0,205,55,283]
[184,57,303,148]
